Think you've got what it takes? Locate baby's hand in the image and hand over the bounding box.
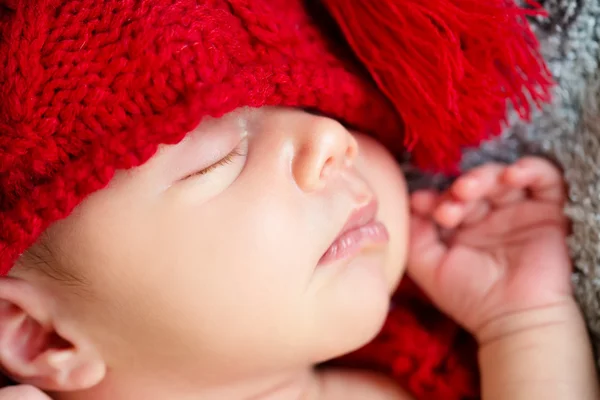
[407,157,573,344]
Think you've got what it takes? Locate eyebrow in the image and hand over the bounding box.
[16,233,91,292]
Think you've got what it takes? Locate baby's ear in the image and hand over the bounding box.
[0,277,105,391]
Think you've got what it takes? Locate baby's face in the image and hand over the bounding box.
[38,107,408,383]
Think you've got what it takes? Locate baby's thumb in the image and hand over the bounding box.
[406,215,447,301]
[408,215,502,331]
[408,216,478,323]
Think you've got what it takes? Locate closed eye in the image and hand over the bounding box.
[179,145,247,181]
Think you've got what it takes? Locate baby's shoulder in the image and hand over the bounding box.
[314,369,413,400]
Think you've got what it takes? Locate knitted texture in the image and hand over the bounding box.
[0,0,402,275]
[0,1,551,399]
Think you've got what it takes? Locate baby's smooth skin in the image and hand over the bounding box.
[0,107,597,399]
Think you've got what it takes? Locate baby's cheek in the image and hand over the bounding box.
[378,173,409,292]
[355,135,409,291]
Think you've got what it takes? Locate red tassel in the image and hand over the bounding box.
[0,0,17,10]
[321,0,553,173]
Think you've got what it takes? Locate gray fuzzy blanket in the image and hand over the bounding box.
[459,0,600,367]
[500,0,600,367]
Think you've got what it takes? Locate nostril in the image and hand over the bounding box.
[320,156,335,180]
[341,138,359,169]
[345,145,357,164]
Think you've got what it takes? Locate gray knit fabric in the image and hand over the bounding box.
[406,0,600,367]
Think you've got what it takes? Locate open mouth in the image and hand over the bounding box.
[318,200,390,266]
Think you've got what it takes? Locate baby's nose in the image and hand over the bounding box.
[292,117,358,193]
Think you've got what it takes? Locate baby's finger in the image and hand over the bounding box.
[450,163,506,202]
[407,215,447,294]
[503,157,565,203]
[434,199,491,229]
[410,190,439,217]
[453,163,526,207]
[461,200,491,226]
[433,200,467,229]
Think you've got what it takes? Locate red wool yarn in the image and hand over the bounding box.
[0,1,551,399]
[321,0,552,172]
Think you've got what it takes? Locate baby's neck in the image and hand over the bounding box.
[51,367,319,400]
[51,367,410,400]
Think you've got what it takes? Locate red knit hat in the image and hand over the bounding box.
[0,1,551,398]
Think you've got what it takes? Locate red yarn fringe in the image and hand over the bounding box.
[321,0,553,173]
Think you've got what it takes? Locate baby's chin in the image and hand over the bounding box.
[310,309,389,365]
[307,254,393,363]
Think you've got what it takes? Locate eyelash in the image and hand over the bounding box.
[181,145,246,180]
